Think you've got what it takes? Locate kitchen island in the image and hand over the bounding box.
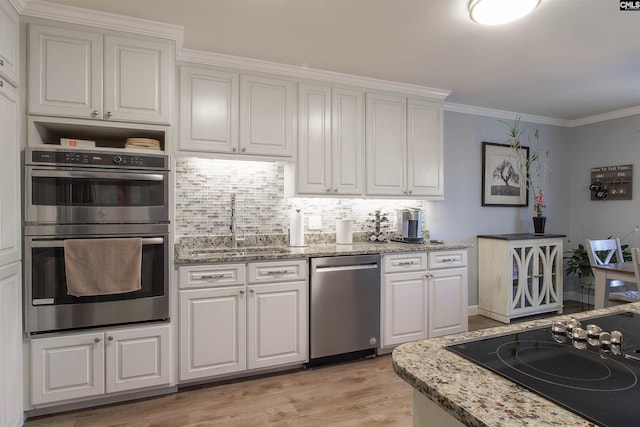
[392,302,640,426]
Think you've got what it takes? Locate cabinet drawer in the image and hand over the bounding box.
[179,264,245,288]
[428,250,467,269]
[247,259,307,284]
[383,252,428,273]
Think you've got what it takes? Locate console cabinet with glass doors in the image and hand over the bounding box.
[478,234,565,323]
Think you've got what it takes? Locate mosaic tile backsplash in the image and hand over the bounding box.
[174,157,427,239]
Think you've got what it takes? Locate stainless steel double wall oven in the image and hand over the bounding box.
[24,148,170,334]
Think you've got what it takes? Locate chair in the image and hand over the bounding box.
[609,247,640,303]
[585,238,629,291]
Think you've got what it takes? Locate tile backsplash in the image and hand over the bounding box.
[175,157,427,239]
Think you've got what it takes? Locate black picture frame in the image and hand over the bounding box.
[482,141,529,207]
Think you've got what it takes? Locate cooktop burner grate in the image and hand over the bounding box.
[447,311,640,426]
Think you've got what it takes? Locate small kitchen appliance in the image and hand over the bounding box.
[447,311,640,426]
[392,208,424,243]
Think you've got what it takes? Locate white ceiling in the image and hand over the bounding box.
[34,0,640,121]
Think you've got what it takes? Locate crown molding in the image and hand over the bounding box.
[178,48,451,101]
[568,105,640,127]
[444,103,570,127]
[19,0,184,43]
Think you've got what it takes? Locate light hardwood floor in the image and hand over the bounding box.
[24,301,591,427]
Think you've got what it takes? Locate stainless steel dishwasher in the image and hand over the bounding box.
[309,254,381,364]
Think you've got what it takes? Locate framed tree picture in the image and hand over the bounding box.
[482,141,529,207]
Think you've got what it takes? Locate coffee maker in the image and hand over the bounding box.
[392,208,424,243]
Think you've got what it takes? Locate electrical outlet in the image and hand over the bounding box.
[308,215,322,230]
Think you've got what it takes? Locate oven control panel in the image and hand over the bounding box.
[28,149,168,170]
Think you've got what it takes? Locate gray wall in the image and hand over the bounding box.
[432,111,573,306]
[567,114,640,264]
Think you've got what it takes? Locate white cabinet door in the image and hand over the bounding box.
[104,35,172,124]
[407,98,443,197]
[0,263,21,427]
[365,92,406,196]
[0,80,20,266]
[240,75,295,157]
[296,84,364,196]
[297,83,332,194]
[179,287,247,381]
[247,281,308,369]
[179,66,239,153]
[0,0,19,86]
[31,331,105,405]
[105,324,170,393]
[382,271,428,347]
[28,25,103,120]
[332,87,364,195]
[28,25,172,124]
[428,267,468,337]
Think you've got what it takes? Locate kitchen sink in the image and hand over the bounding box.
[190,247,290,258]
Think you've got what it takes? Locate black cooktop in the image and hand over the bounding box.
[447,312,640,427]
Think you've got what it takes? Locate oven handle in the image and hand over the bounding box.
[30,169,165,181]
[30,237,164,248]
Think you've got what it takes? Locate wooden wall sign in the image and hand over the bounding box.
[590,164,633,200]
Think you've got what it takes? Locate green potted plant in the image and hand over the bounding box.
[564,238,631,283]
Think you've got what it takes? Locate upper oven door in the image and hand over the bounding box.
[25,166,169,224]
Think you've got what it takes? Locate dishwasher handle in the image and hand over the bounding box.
[314,262,379,273]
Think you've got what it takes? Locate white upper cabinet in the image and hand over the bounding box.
[0,79,19,266]
[0,0,19,86]
[407,98,444,197]
[28,24,173,125]
[296,83,364,195]
[179,66,239,153]
[365,92,444,198]
[239,74,296,157]
[179,68,294,158]
[366,93,407,196]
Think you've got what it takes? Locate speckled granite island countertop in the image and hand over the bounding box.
[392,302,640,426]
[175,237,472,264]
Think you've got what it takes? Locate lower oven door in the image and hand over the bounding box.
[24,231,169,334]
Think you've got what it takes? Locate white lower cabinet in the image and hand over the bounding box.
[178,259,308,382]
[0,262,22,427]
[179,286,247,380]
[382,253,429,347]
[381,250,468,349]
[30,323,170,406]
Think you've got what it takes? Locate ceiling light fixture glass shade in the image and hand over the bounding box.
[469,0,541,25]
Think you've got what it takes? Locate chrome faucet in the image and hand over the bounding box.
[230,194,243,248]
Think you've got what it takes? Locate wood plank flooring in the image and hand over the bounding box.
[24,301,591,427]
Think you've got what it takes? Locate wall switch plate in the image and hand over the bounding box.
[308,215,322,230]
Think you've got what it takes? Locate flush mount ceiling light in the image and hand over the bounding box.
[469,0,541,25]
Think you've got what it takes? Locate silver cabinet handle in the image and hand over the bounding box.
[265,270,288,275]
[94,337,101,343]
[398,261,416,266]
[91,110,99,117]
[441,258,458,262]
[200,274,226,281]
[104,111,112,119]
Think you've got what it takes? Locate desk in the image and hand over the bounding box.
[592,262,635,308]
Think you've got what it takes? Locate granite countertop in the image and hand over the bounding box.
[392,302,640,426]
[175,239,472,264]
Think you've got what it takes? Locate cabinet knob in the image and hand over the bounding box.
[104,111,112,119]
[250,289,255,294]
[326,188,331,192]
[241,148,246,153]
[94,337,101,343]
[107,336,114,341]
[333,188,338,192]
[232,148,237,152]
[239,289,245,294]
[0,80,3,88]
[407,190,413,195]
[90,110,99,117]
[0,59,4,66]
